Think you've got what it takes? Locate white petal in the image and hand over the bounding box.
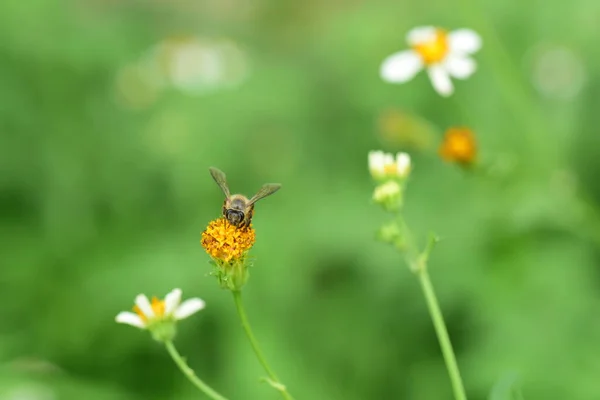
[115,312,146,328]
[164,288,182,315]
[406,26,437,46]
[396,153,411,176]
[134,294,154,318]
[368,151,385,175]
[449,29,482,54]
[368,150,382,166]
[427,65,454,97]
[383,153,394,166]
[444,56,477,79]
[380,50,423,83]
[174,298,206,320]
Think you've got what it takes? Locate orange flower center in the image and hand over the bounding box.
[383,163,398,175]
[413,29,449,65]
[439,128,477,164]
[133,297,165,322]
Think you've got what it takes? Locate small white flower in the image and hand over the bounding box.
[368,150,411,180]
[380,26,482,96]
[115,288,205,329]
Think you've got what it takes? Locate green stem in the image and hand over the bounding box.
[232,290,294,400]
[165,341,228,400]
[417,269,467,400]
[394,216,466,398]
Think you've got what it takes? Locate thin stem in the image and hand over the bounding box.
[396,215,420,270]
[394,216,466,399]
[417,269,467,400]
[165,341,228,400]
[232,290,294,400]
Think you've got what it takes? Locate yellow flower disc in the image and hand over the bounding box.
[133,297,165,322]
[413,29,449,65]
[201,217,256,263]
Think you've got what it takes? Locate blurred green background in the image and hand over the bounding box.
[2,0,600,399]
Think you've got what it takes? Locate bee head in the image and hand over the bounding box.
[225,209,245,226]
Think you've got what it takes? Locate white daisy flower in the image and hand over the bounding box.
[368,150,411,180]
[380,26,482,96]
[116,288,205,329]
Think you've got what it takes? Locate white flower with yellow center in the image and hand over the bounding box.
[116,288,205,330]
[380,26,482,97]
[369,150,411,180]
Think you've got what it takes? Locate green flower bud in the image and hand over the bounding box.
[373,180,403,211]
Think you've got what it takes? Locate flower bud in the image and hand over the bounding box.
[372,180,403,211]
[439,127,477,166]
[376,220,407,250]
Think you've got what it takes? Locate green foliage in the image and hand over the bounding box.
[489,372,523,400]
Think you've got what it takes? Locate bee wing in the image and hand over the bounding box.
[209,167,231,198]
[248,183,281,205]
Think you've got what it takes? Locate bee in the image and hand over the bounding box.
[209,167,281,228]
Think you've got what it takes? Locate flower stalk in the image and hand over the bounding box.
[404,223,468,400]
[115,290,223,398]
[200,216,293,398]
[232,290,294,400]
[370,151,468,400]
[165,341,229,400]
[418,269,467,400]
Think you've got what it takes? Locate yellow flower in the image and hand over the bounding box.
[201,217,255,262]
[439,127,477,165]
[201,218,256,290]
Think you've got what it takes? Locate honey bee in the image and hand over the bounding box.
[209,167,281,228]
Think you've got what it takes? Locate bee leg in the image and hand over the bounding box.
[246,207,254,227]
